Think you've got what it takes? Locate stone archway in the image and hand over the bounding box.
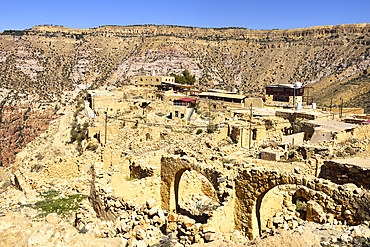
[235,168,367,239]
[160,155,225,213]
[173,168,190,212]
[254,184,313,236]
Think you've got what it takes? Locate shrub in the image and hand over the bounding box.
[207,123,218,134]
[196,129,203,135]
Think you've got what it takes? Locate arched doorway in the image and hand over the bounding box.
[254,184,306,237]
[172,169,220,222]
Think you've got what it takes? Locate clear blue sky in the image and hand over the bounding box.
[1,0,369,32]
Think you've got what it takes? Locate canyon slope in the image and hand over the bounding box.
[1,24,369,99]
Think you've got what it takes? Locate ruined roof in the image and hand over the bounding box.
[199,92,246,100]
[329,158,370,168]
[306,120,357,132]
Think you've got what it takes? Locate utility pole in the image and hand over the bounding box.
[82,71,87,100]
[145,89,148,123]
[330,98,332,113]
[249,103,253,151]
[208,96,211,127]
[104,110,108,146]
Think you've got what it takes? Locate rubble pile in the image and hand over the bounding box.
[75,194,246,246]
[179,194,220,217]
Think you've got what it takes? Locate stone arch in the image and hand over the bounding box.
[253,183,313,237]
[236,169,359,239]
[172,168,219,213]
[160,156,225,213]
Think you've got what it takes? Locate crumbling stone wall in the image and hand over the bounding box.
[178,170,219,205]
[42,156,84,179]
[235,167,370,239]
[320,159,370,189]
[334,124,370,142]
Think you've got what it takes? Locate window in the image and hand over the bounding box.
[175,111,178,118]
[252,129,257,140]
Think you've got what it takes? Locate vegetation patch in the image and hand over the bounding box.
[25,190,88,218]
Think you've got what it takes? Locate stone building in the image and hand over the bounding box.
[265,83,303,107]
[86,89,128,113]
[136,75,175,88]
[170,98,198,121]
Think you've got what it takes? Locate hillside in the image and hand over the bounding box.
[0,24,369,98]
[0,23,370,166]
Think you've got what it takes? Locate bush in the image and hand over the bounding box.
[196,129,203,135]
[207,123,218,134]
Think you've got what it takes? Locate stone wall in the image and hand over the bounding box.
[42,156,84,179]
[234,167,370,239]
[320,158,370,189]
[334,124,370,143]
[160,155,236,233]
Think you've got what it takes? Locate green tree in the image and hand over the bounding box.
[170,70,196,85]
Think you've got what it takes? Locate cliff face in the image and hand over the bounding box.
[0,101,59,167]
[0,23,369,99]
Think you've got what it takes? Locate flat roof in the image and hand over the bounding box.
[330,158,370,169]
[162,81,196,88]
[199,92,246,100]
[267,84,301,89]
[87,90,122,97]
[306,120,357,132]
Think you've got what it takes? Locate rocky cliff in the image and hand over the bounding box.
[1,23,369,98]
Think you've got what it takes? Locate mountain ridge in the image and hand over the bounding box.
[1,23,369,98]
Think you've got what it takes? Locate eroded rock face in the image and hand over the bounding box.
[1,24,370,100]
[0,103,59,167]
[1,23,369,166]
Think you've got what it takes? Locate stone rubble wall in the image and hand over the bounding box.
[42,156,84,179]
[178,170,219,205]
[334,124,370,143]
[76,187,246,246]
[234,167,370,239]
[320,159,370,189]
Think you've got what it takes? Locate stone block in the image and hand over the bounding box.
[261,148,280,161]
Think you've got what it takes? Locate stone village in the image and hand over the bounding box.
[2,70,370,246]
